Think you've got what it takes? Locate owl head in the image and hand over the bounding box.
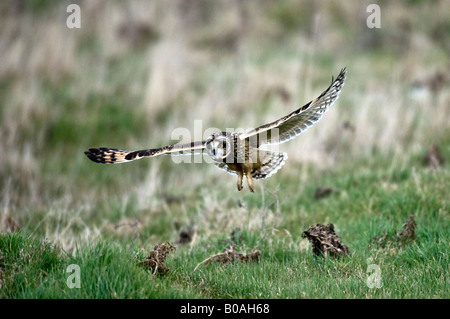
[205,132,232,161]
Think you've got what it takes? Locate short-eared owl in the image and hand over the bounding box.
[85,68,346,192]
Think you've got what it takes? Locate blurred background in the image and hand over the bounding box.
[0,0,448,250]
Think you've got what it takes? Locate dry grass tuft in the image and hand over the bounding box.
[105,217,142,237]
[396,215,417,247]
[372,215,418,249]
[194,245,260,271]
[0,212,20,234]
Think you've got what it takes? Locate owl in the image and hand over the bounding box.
[85,68,346,192]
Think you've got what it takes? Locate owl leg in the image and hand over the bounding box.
[237,170,244,191]
[245,170,255,193]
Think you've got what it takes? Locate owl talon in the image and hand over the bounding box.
[237,170,244,191]
[242,169,255,193]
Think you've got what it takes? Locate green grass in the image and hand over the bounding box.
[1,151,448,299]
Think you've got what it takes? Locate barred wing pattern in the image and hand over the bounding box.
[240,68,346,147]
[250,151,287,179]
[84,141,206,164]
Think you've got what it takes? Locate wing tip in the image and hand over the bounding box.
[84,149,102,163]
[338,67,347,81]
[84,147,118,164]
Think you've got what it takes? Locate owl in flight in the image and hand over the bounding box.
[85,68,346,192]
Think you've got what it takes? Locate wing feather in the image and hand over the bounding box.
[84,141,206,164]
[239,68,346,146]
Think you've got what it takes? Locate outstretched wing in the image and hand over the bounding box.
[84,141,206,164]
[239,68,346,147]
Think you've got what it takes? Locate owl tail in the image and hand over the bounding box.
[251,151,288,179]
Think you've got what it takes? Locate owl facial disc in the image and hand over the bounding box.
[205,133,232,161]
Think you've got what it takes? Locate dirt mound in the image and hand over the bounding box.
[139,241,176,275]
[302,223,350,258]
[313,186,339,200]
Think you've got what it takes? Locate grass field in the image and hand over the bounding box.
[0,0,449,299]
